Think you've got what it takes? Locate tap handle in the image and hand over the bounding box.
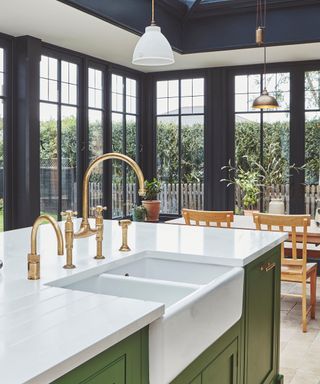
[119,219,132,229]
[61,210,78,221]
[94,206,107,218]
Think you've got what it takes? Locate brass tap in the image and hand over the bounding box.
[94,206,107,259]
[61,210,77,269]
[28,215,64,280]
[73,153,145,259]
[119,219,132,252]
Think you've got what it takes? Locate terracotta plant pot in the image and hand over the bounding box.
[142,200,161,222]
[243,209,260,217]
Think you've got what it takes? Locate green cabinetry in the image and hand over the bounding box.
[52,328,148,384]
[244,246,281,384]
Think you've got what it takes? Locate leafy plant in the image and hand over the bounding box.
[144,178,162,201]
[248,142,298,190]
[132,205,147,222]
[221,161,260,210]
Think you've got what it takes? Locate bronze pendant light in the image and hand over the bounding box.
[252,0,279,109]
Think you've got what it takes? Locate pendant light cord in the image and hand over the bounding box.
[263,0,267,89]
[256,0,266,29]
[151,0,156,25]
[256,0,261,29]
[256,0,267,89]
[264,45,267,90]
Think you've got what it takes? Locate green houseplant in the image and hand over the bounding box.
[249,143,298,214]
[132,205,147,222]
[221,161,261,215]
[142,178,162,222]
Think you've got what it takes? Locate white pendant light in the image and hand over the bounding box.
[132,0,175,66]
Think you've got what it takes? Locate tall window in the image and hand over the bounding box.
[88,67,104,216]
[305,70,320,216]
[0,48,5,231]
[156,78,205,214]
[234,72,290,213]
[111,74,138,218]
[40,55,78,219]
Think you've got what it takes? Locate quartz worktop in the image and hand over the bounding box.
[0,219,287,383]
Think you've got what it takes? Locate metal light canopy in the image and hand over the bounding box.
[132,0,174,66]
[252,1,279,110]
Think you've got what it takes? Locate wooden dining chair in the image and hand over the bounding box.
[182,209,234,228]
[253,213,317,332]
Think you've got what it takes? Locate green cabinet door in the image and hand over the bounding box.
[202,339,238,384]
[52,328,148,384]
[244,247,281,384]
[190,375,202,384]
[80,357,125,384]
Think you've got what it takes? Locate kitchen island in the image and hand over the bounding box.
[0,220,286,383]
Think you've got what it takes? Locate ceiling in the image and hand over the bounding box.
[0,0,320,73]
[162,0,318,18]
[59,0,320,54]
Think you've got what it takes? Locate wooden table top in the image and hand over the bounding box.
[165,215,320,245]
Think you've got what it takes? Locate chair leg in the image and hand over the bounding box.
[302,281,308,332]
[310,270,317,320]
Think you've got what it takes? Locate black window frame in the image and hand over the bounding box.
[111,68,141,219]
[0,34,13,231]
[153,71,206,216]
[40,47,81,221]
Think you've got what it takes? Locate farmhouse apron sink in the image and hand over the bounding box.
[47,251,244,384]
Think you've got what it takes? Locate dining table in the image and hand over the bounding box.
[165,214,320,257]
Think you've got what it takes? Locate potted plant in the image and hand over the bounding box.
[132,205,147,222]
[221,161,260,215]
[142,178,162,222]
[250,143,297,214]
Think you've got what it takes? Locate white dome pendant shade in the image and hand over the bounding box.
[132,0,174,66]
[132,25,174,66]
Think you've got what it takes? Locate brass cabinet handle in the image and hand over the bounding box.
[260,262,276,272]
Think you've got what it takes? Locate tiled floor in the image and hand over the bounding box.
[280,280,320,384]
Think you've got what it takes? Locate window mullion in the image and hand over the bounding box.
[57,59,62,221]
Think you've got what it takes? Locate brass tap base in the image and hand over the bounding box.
[119,245,131,252]
[63,264,76,269]
[28,253,40,280]
[94,255,105,260]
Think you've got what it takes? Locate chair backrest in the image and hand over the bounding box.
[182,208,234,228]
[253,213,311,270]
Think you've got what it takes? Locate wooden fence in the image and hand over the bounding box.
[305,184,320,218]
[89,182,320,218]
[89,182,204,216]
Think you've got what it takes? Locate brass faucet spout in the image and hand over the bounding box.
[28,215,64,280]
[75,152,145,237]
[30,215,64,255]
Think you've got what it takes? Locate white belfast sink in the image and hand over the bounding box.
[60,273,198,308]
[47,251,244,384]
[148,266,243,384]
[105,256,232,285]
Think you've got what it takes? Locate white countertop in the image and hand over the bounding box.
[0,219,287,384]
